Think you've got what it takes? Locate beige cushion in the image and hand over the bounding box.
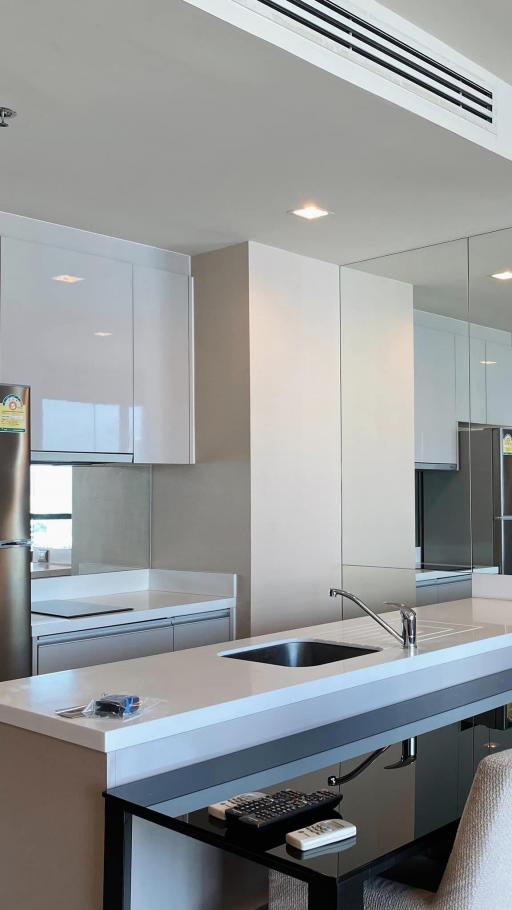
[271,749,512,910]
[364,876,434,909]
[365,749,512,910]
[268,870,307,908]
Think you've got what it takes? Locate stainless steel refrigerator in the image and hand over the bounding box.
[422,424,512,575]
[0,383,31,681]
[488,427,512,575]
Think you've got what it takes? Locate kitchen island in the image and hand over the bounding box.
[2,597,512,909]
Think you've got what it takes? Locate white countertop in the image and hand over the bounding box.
[31,590,233,637]
[30,563,72,580]
[4,598,512,755]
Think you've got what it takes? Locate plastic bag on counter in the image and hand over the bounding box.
[55,693,162,722]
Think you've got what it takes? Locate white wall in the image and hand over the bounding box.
[249,243,342,634]
[72,465,150,574]
[339,268,415,612]
[151,247,415,634]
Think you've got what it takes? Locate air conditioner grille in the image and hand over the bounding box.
[248,0,493,125]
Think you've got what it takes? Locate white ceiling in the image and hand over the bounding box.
[379,0,512,84]
[350,228,512,333]
[2,0,512,265]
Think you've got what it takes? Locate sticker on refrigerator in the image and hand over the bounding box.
[0,394,26,433]
[504,434,512,455]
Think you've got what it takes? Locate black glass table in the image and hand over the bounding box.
[103,686,512,910]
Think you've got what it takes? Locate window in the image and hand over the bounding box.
[30,465,72,550]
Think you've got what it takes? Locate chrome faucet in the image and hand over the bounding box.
[329,589,417,650]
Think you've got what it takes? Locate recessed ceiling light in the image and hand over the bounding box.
[289,204,330,220]
[0,104,16,126]
[0,107,16,128]
[491,270,512,281]
[94,332,112,337]
[52,274,84,284]
[480,360,497,365]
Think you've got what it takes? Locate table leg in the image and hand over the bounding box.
[308,875,364,910]
[103,796,132,910]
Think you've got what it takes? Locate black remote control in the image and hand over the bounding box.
[225,788,341,831]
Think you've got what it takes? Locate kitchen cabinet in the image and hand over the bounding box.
[455,334,486,424]
[173,612,231,651]
[34,609,232,673]
[485,341,512,427]
[133,265,194,464]
[444,578,473,600]
[416,577,472,607]
[414,323,457,467]
[0,237,133,458]
[415,584,438,607]
[35,619,173,674]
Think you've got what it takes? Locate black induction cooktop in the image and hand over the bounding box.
[32,599,133,619]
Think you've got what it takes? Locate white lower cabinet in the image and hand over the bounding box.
[36,620,173,674]
[416,578,472,608]
[173,613,231,651]
[34,610,232,674]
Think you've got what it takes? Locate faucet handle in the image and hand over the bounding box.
[384,601,415,614]
[384,602,417,648]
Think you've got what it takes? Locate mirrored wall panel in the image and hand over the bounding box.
[30,463,150,578]
[469,227,512,580]
[343,238,471,612]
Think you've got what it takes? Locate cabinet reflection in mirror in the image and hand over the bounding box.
[343,238,471,610]
[30,463,150,578]
[344,225,512,606]
[468,228,512,579]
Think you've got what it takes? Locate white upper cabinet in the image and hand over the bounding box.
[469,336,487,424]
[485,340,512,427]
[133,265,194,464]
[454,334,486,424]
[414,312,492,466]
[414,322,458,467]
[0,237,133,457]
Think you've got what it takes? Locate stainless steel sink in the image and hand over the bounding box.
[221,639,380,667]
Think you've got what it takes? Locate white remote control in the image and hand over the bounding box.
[286,818,356,851]
[208,792,266,820]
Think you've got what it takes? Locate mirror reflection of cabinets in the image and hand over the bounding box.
[347,225,512,605]
[414,311,512,462]
[414,313,458,468]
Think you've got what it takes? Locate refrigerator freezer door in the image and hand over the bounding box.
[0,384,30,542]
[0,544,31,680]
[497,519,512,577]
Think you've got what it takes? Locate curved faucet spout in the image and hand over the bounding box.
[330,589,417,650]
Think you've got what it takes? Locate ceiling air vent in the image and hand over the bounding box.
[240,0,494,126]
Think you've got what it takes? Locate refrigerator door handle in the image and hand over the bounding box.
[0,539,31,548]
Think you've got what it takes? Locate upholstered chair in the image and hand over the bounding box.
[365,748,512,909]
[269,748,512,910]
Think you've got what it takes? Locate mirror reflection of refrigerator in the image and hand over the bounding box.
[0,383,31,681]
[421,425,512,574]
[488,427,512,575]
[463,425,512,575]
